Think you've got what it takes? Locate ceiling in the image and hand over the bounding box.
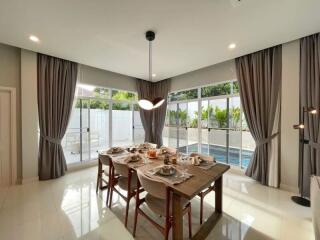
[0,0,319,81]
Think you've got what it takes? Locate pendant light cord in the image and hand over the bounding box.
[149,40,152,82]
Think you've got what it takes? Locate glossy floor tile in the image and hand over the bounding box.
[0,167,314,240]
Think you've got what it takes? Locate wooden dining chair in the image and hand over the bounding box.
[96,154,112,205]
[108,160,140,227]
[133,170,192,240]
[190,152,216,224]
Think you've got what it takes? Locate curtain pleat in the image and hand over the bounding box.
[300,33,320,197]
[235,46,282,186]
[37,54,78,180]
[136,79,170,147]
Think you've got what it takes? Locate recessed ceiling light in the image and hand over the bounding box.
[152,73,156,77]
[29,35,39,43]
[228,43,236,49]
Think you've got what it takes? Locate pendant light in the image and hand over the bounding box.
[138,31,165,110]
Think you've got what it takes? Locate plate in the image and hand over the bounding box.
[129,157,141,162]
[158,167,176,176]
[107,147,124,154]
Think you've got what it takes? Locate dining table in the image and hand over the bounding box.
[100,148,230,240]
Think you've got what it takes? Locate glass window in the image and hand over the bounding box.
[112,90,137,101]
[169,89,198,102]
[164,80,254,169]
[201,80,239,98]
[77,84,110,98]
[112,102,132,147]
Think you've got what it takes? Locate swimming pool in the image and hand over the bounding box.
[178,143,253,168]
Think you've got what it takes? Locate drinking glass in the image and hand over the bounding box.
[178,153,189,177]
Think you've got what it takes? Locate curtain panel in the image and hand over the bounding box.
[136,79,170,147]
[235,45,282,187]
[37,54,78,180]
[300,33,320,197]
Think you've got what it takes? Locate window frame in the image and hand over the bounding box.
[164,79,253,169]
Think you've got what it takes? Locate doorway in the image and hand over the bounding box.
[0,87,17,186]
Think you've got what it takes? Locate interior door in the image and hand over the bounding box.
[0,90,13,186]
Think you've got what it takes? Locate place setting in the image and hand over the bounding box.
[144,153,194,185]
[189,153,217,170]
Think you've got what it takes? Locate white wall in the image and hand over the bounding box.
[80,64,136,91]
[21,49,38,182]
[170,59,236,92]
[281,40,300,193]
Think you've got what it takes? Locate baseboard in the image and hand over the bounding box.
[22,176,39,184]
[280,183,299,194]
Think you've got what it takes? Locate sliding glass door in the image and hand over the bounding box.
[164,80,255,169]
[163,101,199,154]
[63,86,145,165]
[89,99,109,160]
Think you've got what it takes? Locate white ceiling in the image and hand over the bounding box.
[0,0,319,81]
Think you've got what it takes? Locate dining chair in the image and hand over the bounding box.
[96,154,112,205]
[108,160,140,227]
[144,142,157,148]
[133,170,192,240]
[165,146,177,154]
[190,152,216,224]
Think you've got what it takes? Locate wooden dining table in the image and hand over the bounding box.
[101,150,230,240]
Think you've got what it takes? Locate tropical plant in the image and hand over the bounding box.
[214,107,228,128]
[178,109,188,126]
[230,107,241,128]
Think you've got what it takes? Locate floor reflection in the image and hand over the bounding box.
[0,167,313,240]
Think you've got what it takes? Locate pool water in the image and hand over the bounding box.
[178,143,253,168]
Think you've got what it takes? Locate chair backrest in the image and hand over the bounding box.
[190,152,214,162]
[137,170,167,199]
[99,154,111,165]
[165,147,177,154]
[145,142,157,149]
[112,161,129,177]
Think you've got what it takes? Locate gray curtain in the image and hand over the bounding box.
[136,79,154,142]
[152,80,170,146]
[300,33,320,197]
[235,46,282,185]
[37,54,78,180]
[136,79,170,147]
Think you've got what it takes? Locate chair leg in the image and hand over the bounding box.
[188,205,192,239]
[106,166,112,206]
[133,204,139,237]
[108,172,114,208]
[164,216,171,240]
[96,162,101,194]
[125,198,130,227]
[200,194,204,224]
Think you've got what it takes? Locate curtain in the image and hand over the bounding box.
[136,79,153,142]
[300,33,320,197]
[235,46,282,186]
[152,80,170,147]
[37,54,78,180]
[136,79,170,147]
